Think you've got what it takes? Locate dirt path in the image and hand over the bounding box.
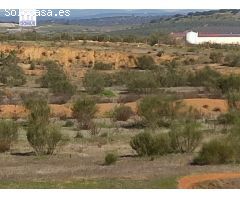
[178,173,240,189]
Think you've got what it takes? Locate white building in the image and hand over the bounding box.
[186,31,240,45]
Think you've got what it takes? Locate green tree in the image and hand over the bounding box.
[24,95,63,155]
[83,70,105,94]
[0,51,26,86]
[169,120,202,153]
[138,95,179,128]
[135,55,156,70]
[72,97,98,130]
[40,60,75,97]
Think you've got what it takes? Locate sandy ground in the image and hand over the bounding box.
[0,126,240,184]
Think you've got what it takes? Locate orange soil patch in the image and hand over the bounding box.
[0,102,138,119]
[178,173,240,189]
[182,98,228,116]
[0,99,229,119]
[0,105,28,119]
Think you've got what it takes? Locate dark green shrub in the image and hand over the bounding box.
[104,153,118,165]
[217,111,240,125]
[64,120,74,127]
[183,57,196,65]
[94,62,112,70]
[188,66,222,89]
[138,95,178,128]
[209,52,223,63]
[224,54,240,67]
[72,97,98,130]
[169,120,202,153]
[126,71,157,94]
[225,90,240,110]
[0,51,26,86]
[152,134,172,156]
[112,105,133,121]
[130,132,155,156]
[40,61,75,97]
[193,139,234,165]
[29,61,36,70]
[83,70,105,94]
[218,75,240,94]
[156,50,164,57]
[0,120,18,152]
[135,55,156,70]
[154,67,189,87]
[130,132,171,156]
[27,123,62,155]
[24,96,63,155]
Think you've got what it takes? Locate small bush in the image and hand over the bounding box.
[104,153,118,165]
[29,61,36,70]
[135,55,156,70]
[72,97,98,130]
[154,67,189,87]
[188,66,222,89]
[27,123,63,155]
[0,51,26,86]
[193,139,234,165]
[130,132,171,156]
[169,120,202,153]
[138,95,178,128]
[183,58,196,65]
[94,62,112,70]
[125,71,157,94]
[83,70,105,94]
[218,75,240,94]
[0,120,18,152]
[209,52,223,63]
[39,60,75,97]
[24,96,63,155]
[64,120,74,127]
[156,50,164,57]
[224,54,240,67]
[217,111,240,126]
[112,105,133,121]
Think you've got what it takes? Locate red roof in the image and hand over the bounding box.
[198,33,240,37]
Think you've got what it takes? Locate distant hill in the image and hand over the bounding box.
[111,9,240,36]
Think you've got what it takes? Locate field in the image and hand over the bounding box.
[2,10,240,189]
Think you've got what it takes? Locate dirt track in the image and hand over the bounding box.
[178,173,240,189]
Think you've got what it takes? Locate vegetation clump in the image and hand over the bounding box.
[39,60,75,98]
[193,139,234,165]
[224,53,240,67]
[0,51,26,86]
[125,71,157,94]
[112,105,133,121]
[130,132,171,156]
[169,120,202,153]
[83,70,105,94]
[104,153,118,165]
[138,95,179,128]
[72,97,98,130]
[0,120,18,153]
[24,94,63,155]
[135,55,156,70]
[209,52,223,63]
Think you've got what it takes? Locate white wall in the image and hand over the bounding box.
[186,31,240,45]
